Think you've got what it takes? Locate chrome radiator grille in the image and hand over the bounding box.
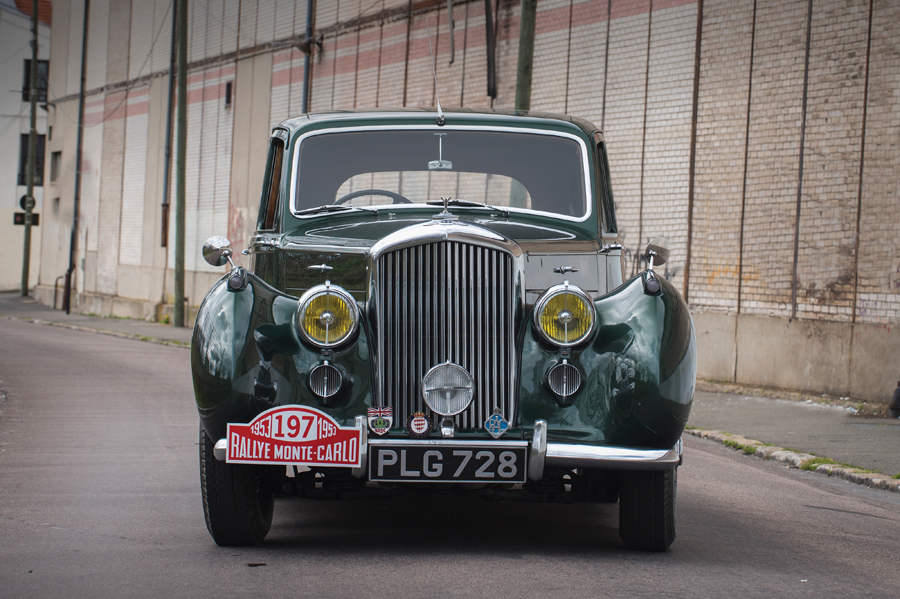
[375,241,517,430]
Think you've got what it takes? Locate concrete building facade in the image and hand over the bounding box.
[40,0,900,402]
[0,0,51,290]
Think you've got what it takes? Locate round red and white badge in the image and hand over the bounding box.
[406,412,432,438]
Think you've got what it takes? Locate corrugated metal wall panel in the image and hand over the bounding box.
[86,0,109,91]
[221,0,241,55]
[292,0,308,37]
[151,0,174,74]
[205,0,225,58]
[189,0,209,63]
[274,0,295,40]
[128,0,154,80]
[287,49,306,116]
[66,0,85,96]
[238,0,259,49]
[81,108,104,253]
[270,48,292,128]
[172,71,205,272]
[119,88,150,266]
[255,0,277,45]
[316,0,339,29]
[214,77,234,246]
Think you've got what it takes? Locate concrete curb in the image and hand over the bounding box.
[687,428,900,494]
[2,316,191,349]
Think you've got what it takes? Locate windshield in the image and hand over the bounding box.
[292,129,589,219]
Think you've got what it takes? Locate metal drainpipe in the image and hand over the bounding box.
[302,0,314,113]
[65,0,90,315]
[161,0,177,249]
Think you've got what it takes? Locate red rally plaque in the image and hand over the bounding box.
[226,406,362,467]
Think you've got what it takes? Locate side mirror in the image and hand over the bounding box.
[202,236,235,268]
[646,237,670,268]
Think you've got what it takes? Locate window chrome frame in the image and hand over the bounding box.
[287,124,595,223]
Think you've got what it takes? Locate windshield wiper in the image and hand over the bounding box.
[296,205,375,216]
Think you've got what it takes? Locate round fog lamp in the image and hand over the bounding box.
[309,363,342,398]
[422,362,475,416]
[296,284,358,348]
[548,362,582,398]
[534,284,595,347]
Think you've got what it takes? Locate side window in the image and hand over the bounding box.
[593,134,617,234]
[257,136,286,231]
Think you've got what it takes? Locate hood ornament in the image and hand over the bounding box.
[432,196,458,221]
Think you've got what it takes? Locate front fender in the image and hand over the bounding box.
[191,269,373,441]
[518,273,696,448]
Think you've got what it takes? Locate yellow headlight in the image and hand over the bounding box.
[534,285,595,346]
[297,285,358,348]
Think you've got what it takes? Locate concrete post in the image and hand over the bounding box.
[514,0,537,112]
[174,0,188,327]
[20,0,39,296]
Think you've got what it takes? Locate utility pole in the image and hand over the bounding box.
[174,0,187,327]
[514,0,537,111]
[20,0,39,296]
[64,0,90,314]
[509,0,537,207]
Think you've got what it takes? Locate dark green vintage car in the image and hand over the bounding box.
[193,108,696,551]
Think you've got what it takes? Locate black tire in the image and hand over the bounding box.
[199,426,274,546]
[618,468,677,552]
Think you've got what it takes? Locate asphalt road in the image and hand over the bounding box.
[2,318,900,598]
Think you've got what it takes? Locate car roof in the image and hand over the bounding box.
[278,107,604,141]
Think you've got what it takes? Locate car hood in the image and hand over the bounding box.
[282,214,602,254]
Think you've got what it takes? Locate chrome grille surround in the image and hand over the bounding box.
[369,222,524,431]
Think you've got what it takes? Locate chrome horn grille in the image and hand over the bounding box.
[375,240,517,430]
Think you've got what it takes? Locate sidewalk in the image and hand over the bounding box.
[690,389,900,480]
[2,291,898,485]
[0,291,193,346]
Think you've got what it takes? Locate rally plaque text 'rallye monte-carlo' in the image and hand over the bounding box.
[192,108,696,551]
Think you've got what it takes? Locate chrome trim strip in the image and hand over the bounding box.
[288,125,594,223]
[368,439,527,448]
[370,220,523,261]
[351,416,368,478]
[544,443,681,471]
[528,420,547,481]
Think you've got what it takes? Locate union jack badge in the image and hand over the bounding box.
[367,407,393,436]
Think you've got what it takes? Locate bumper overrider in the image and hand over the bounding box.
[211,406,682,483]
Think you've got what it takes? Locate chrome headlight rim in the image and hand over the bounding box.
[295,283,359,349]
[532,283,596,348]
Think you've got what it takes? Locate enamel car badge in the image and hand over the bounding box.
[485,408,509,439]
[367,407,393,436]
[226,405,362,467]
[406,412,433,438]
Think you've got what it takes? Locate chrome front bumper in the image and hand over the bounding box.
[213,417,683,481]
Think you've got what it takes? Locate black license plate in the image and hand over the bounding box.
[369,441,528,483]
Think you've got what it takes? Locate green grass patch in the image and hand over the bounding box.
[723,439,759,455]
[801,457,836,471]
[892,473,900,480]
